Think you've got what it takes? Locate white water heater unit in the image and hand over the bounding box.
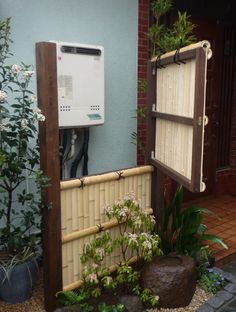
[54,41,104,128]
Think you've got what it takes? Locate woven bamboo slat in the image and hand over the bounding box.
[156,59,196,118]
[61,166,154,289]
[155,119,193,179]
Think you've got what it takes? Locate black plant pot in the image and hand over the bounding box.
[0,257,39,303]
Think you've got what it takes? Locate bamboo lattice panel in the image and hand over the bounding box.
[60,165,153,290]
[151,41,212,192]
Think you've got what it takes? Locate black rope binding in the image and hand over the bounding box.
[116,171,125,180]
[156,55,165,69]
[79,177,85,189]
[173,49,186,65]
[97,224,104,233]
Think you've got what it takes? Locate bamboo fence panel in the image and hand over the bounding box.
[151,41,212,192]
[61,165,154,290]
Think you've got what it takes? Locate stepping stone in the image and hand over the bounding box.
[224,283,236,294]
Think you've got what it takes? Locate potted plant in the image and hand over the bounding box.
[0,17,47,303]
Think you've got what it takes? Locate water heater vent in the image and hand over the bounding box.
[61,45,101,56]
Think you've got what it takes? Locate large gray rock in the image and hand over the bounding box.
[141,255,196,308]
[119,295,144,312]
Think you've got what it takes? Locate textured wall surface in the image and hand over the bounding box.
[0,0,138,175]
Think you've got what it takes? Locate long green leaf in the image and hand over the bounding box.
[202,234,228,249]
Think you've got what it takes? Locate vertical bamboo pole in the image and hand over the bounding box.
[36,42,62,312]
[146,62,165,225]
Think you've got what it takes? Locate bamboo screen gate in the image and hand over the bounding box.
[60,165,154,291]
[150,41,212,193]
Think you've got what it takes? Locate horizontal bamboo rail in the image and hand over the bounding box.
[62,208,153,244]
[60,165,154,190]
[63,256,139,292]
[151,40,212,62]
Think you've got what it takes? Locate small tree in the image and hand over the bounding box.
[0,18,47,260]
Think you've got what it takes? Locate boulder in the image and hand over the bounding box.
[141,254,196,308]
[119,295,144,312]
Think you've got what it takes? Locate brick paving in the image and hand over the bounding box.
[195,195,236,267]
[196,195,236,312]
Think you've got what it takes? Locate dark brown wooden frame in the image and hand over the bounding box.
[150,47,207,193]
[36,42,62,312]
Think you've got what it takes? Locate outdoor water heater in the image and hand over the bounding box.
[55,41,104,128]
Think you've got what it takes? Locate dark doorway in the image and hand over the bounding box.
[172,1,236,199]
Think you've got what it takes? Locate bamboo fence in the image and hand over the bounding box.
[60,165,154,291]
[151,41,212,192]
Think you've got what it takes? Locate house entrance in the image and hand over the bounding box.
[173,1,236,199]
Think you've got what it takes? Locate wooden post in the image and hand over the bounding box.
[36,42,62,312]
[146,61,165,226]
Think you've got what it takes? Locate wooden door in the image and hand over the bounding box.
[184,20,224,200]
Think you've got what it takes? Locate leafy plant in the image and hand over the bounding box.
[98,302,125,312]
[56,290,93,312]
[0,18,48,264]
[148,0,196,56]
[198,265,226,294]
[160,185,228,259]
[58,193,162,310]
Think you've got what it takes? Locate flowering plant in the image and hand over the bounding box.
[198,265,226,294]
[58,193,162,310]
[0,18,47,261]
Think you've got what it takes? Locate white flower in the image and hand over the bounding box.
[155,295,159,301]
[83,266,88,275]
[134,217,142,228]
[31,96,37,102]
[103,276,113,286]
[149,215,156,224]
[95,247,105,259]
[105,205,112,215]
[0,90,7,102]
[86,273,98,284]
[37,113,45,121]
[128,233,138,241]
[23,70,34,77]
[11,64,22,73]
[33,108,45,121]
[142,240,152,251]
[21,118,29,129]
[124,191,136,201]
[140,232,151,239]
[127,233,138,246]
[119,207,129,218]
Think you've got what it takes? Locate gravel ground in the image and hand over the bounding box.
[148,286,213,312]
[0,269,45,312]
[0,273,212,312]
